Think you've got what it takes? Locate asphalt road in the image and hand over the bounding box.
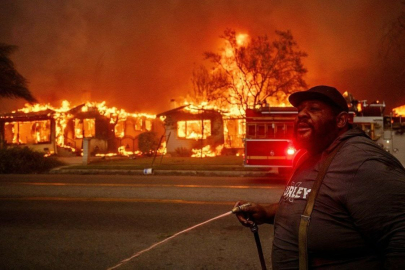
[0,174,286,270]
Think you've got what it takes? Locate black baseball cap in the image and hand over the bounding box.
[288,85,349,112]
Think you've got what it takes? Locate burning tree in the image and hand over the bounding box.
[199,29,307,114]
[190,64,229,109]
[0,43,37,103]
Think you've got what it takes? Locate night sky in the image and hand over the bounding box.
[1,0,404,114]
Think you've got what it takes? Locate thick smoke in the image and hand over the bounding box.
[0,0,403,113]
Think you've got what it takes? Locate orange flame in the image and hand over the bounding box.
[236,33,249,46]
[191,145,223,158]
[393,105,405,116]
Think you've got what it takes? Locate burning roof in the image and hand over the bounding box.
[0,109,56,121]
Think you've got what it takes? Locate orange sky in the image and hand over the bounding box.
[1,0,404,114]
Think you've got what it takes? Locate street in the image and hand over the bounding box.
[0,174,286,270]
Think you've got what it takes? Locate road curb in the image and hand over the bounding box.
[49,168,277,177]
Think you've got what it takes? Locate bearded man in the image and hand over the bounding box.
[234,85,405,269]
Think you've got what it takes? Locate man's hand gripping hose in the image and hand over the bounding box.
[232,202,267,270]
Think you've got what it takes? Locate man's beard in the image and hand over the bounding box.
[294,120,314,150]
[294,119,336,153]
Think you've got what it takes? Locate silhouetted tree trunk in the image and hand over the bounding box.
[0,43,37,102]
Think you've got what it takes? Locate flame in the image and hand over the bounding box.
[357,103,362,113]
[158,141,167,155]
[81,101,156,121]
[177,119,211,140]
[117,146,142,157]
[393,105,405,116]
[17,101,71,113]
[236,33,249,46]
[191,144,223,158]
[95,152,119,157]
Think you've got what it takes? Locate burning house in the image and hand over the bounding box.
[0,101,162,157]
[0,109,57,154]
[157,105,227,157]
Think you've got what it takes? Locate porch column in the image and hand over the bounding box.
[82,138,90,165]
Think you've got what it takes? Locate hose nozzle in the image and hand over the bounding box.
[232,202,251,214]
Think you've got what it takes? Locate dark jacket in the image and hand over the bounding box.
[272,127,405,269]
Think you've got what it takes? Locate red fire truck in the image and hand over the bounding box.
[244,106,297,168]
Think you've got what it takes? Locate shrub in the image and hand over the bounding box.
[0,147,65,174]
[173,147,192,157]
[138,132,160,155]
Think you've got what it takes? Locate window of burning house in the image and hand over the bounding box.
[115,121,125,138]
[4,120,51,144]
[114,118,153,138]
[74,118,95,138]
[132,118,142,131]
[145,119,152,131]
[177,120,211,139]
[135,118,152,131]
[133,118,152,132]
